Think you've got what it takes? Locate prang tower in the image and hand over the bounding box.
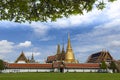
[65,34,77,63]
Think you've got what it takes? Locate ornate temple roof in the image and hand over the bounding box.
[15,51,28,63]
[46,43,66,63]
[87,50,113,63]
[46,55,56,63]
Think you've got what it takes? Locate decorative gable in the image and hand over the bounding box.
[15,51,28,63]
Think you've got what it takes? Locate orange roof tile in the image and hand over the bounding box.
[65,63,100,69]
[6,63,100,69]
[7,63,53,69]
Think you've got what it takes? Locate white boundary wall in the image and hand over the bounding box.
[2,69,53,73]
[2,68,112,73]
[64,69,99,73]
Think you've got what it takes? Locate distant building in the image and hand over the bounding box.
[29,53,36,63]
[46,34,78,63]
[15,51,36,64]
[114,60,120,72]
[15,51,28,63]
[46,44,65,63]
[4,62,100,73]
[87,50,113,63]
[1,34,116,73]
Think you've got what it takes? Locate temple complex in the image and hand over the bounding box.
[46,34,78,63]
[87,50,113,63]
[1,34,119,73]
[15,51,36,63]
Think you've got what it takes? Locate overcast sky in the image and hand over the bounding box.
[0,0,120,63]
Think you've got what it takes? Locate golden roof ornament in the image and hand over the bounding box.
[65,33,77,63]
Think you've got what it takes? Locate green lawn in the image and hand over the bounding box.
[0,73,120,80]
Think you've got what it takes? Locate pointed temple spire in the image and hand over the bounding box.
[15,51,28,63]
[65,33,77,63]
[30,53,35,63]
[21,50,24,54]
[57,44,61,54]
[27,57,30,62]
[61,43,65,54]
[67,33,72,50]
[31,53,34,60]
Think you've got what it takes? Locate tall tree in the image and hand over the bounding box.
[101,61,107,72]
[110,61,116,73]
[0,59,4,73]
[0,0,116,23]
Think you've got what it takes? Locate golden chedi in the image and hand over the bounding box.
[65,34,77,63]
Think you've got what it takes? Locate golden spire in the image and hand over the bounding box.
[65,33,77,63]
[67,33,72,50]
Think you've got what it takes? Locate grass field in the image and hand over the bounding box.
[0,73,120,80]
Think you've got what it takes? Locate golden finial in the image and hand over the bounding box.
[65,33,77,63]
[67,33,72,50]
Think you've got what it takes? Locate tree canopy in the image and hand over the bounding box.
[110,61,117,73]
[0,0,116,23]
[101,61,107,70]
[0,59,4,71]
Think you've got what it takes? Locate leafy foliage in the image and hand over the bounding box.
[101,61,107,69]
[0,0,116,23]
[0,59,4,71]
[110,61,116,69]
[110,61,116,72]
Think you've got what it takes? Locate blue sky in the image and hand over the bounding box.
[0,0,120,63]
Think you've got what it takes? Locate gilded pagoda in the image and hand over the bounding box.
[46,34,78,63]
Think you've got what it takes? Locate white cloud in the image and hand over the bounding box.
[0,21,20,28]
[35,59,45,63]
[27,4,103,35]
[24,51,41,57]
[49,9,102,29]
[72,10,120,62]
[28,0,120,35]
[18,41,32,47]
[105,0,120,19]
[0,40,14,53]
[110,40,120,47]
[0,54,4,59]
[30,22,49,36]
[50,18,70,28]
[39,36,55,41]
[74,45,103,53]
[73,19,120,46]
[95,19,120,29]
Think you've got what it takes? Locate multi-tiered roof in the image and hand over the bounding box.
[87,50,113,63]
